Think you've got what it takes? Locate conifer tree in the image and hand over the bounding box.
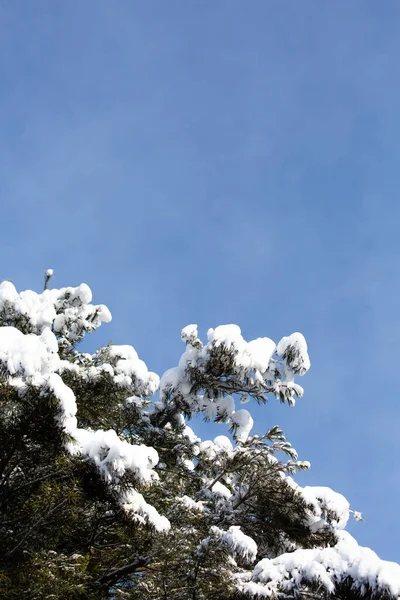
[0,273,398,600]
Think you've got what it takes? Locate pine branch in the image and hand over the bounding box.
[7,498,69,557]
[151,376,273,428]
[97,555,151,585]
[11,470,67,493]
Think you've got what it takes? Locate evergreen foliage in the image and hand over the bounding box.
[0,273,398,600]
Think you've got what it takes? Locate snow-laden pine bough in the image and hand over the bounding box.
[0,272,398,599]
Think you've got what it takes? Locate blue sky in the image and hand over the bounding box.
[1,1,400,561]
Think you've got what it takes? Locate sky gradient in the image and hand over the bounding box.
[1,1,400,561]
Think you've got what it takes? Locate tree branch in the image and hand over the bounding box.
[97,555,151,585]
[7,498,68,557]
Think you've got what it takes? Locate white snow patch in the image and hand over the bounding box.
[109,345,159,396]
[213,435,233,452]
[177,495,205,512]
[239,530,400,598]
[75,428,159,484]
[231,409,254,442]
[0,326,60,377]
[276,332,310,375]
[302,486,350,530]
[211,481,232,499]
[181,324,200,345]
[210,526,257,563]
[121,489,170,532]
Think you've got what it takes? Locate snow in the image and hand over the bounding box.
[41,365,162,489]
[0,282,56,334]
[0,281,112,340]
[0,326,60,377]
[210,481,232,499]
[207,325,276,374]
[231,409,254,442]
[108,345,160,396]
[46,372,78,436]
[5,277,397,598]
[96,304,112,323]
[213,435,233,452]
[160,367,181,394]
[179,457,195,471]
[183,424,200,444]
[203,397,219,421]
[217,395,235,420]
[246,338,276,373]
[0,281,167,532]
[199,440,220,461]
[45,269,54,277]
[72,282,92,304]
[207,324,244,347]
[274,476,352,534]
[125,395,146,407]
[0,280,18,303]
[177,495,205,512]
[239,530,400,598]
[121,489,170,531]
[210,526,257,563]
[181,324,200,345]
[199,436,234,461]
[109,345,139,362]
[158,323,310,439]
[74,428,160,484]
[301,486,350,530]
[276,332,310,376]
[221,526,258,563]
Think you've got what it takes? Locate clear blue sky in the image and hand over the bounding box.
[1,1,400,561]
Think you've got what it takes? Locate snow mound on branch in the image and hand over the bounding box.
[49,374,161,488]
[213,435,233,452]
[0,326,60,376]
[0,280,111,341]
[279,476,352,534]
[207,325,276,373]
[42,365,161,488]
[121,489,170,532]
[181,324,201,346]
[207,526,257,563]
[108,345,160,396]
[216,395,235,419]
[231,409,254,442]
[276,332,310,375]
[0,282,56,333]
[210,481,232,499]
[239,531,400,597]
[46,372,78,435]
[183,424,200,444]
[198,436,234,461]
[74,428,160,484]
[177,495,205,512]
[302,486,350,530]
[222,526,258,563]
[159,366,182,395]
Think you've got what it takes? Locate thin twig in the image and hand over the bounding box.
[7,498,68,557]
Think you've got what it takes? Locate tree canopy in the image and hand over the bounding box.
[0,272,398,600]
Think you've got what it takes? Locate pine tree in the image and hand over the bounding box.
[0,272,398,600]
